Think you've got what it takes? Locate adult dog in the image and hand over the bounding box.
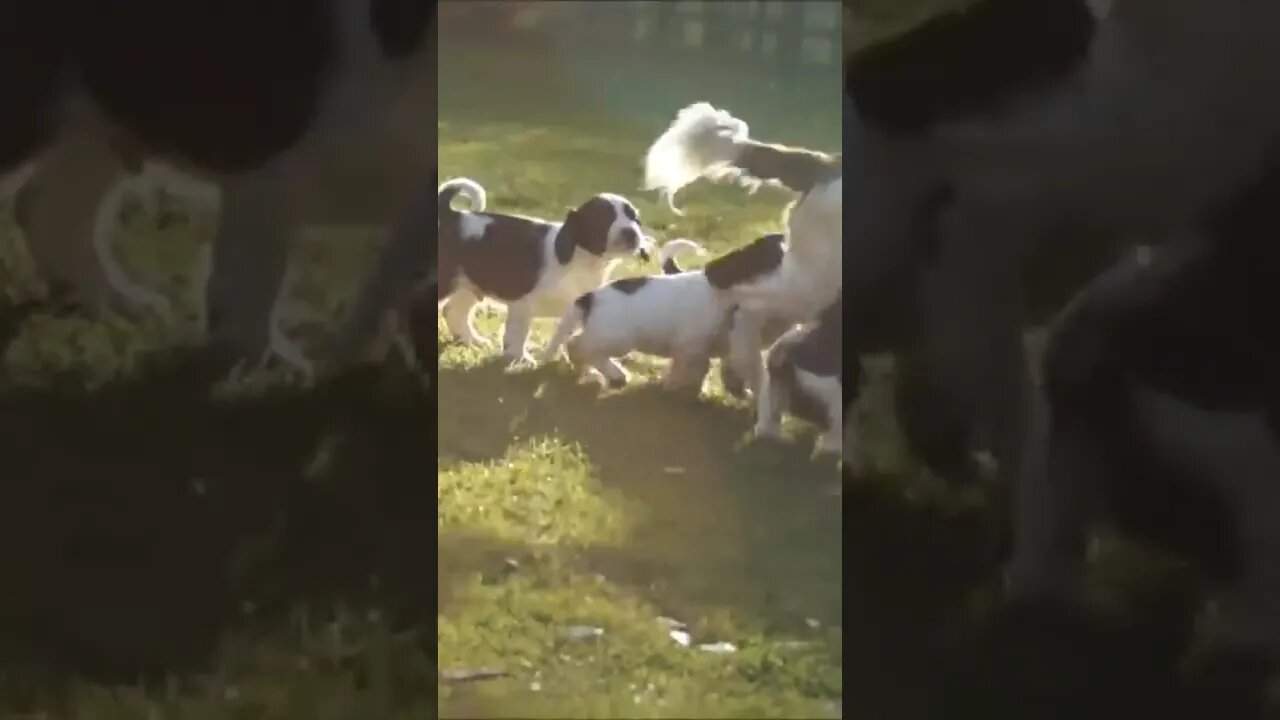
[643,103,842,398]
[435,177,652,365]
[643,102,842,321]
[0,0,435,373]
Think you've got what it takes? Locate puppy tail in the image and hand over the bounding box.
[643,102,837,213]
[644,102,748,216]
[541,294,590,364]
[658,238,705,275]
[438,177,487,217]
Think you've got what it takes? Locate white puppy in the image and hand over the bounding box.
[541,233,791,395]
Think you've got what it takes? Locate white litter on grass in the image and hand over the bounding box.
[697,641,738,654]
[563,625,605,641]
[669,629,692,647]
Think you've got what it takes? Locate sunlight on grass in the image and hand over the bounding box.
[438,38,843,719]
[439,438,636,547]
[438,563,841,720]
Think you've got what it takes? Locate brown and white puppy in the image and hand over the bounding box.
[436,177,651,365]
[754,295,845,456]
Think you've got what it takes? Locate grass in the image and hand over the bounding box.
[436,37,843,719]
[0,168,433,714]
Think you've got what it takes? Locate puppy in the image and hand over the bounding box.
[541,233,792,394]
[643,102,842,321]
[1008,155,1280,680]
[754,295,846,456]
[436,177,650,365]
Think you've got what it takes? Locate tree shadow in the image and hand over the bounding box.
[0,336,432,707]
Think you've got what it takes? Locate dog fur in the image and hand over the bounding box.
[754,295,846,457]
[1009,154,1280,670]
[541,234,791,395]
[643,102,843,321]
[435,177,650,365]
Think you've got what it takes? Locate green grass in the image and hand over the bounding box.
[437,39,843,719]
[0,177,433,715]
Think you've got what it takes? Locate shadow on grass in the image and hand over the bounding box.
[441,353,1271,719]
[0,317,431,711]
[437,354,842,664]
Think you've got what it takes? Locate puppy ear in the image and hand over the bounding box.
[555,209,579,264]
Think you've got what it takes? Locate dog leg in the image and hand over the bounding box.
[1004,394,1098,605]
[501,302,534,367]
[664,352,711,396]
[441,290,488,348]
[327,182,434,366]
[799,372,844,456]
[563,335,585,370]
[726,308,767,396]
[203,163,295,372]
[589,356,629,389]
[753,364,786,440]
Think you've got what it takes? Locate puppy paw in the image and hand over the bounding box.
[504,351,536,371]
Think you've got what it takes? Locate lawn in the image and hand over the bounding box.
[0,173,434,714]
[436,37,844,719]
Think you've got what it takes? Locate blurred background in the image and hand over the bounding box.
[440,0,841,146]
